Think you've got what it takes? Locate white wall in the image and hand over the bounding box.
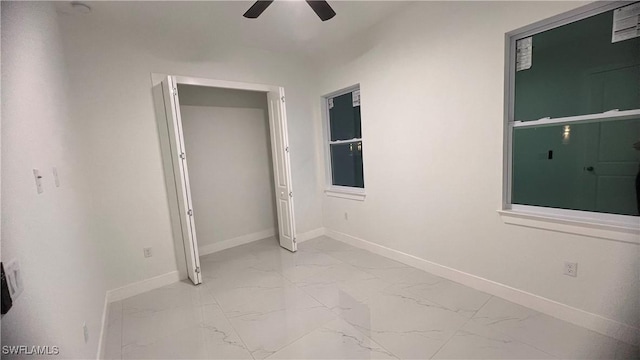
[5,1,636,356]
[316,1,639,331]
[1,2,107,357]
[56,7,322,292]
[179,87,277,248]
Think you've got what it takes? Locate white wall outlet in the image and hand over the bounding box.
[33,169,43,194]
[52,167,60,187]
[5,259,24,300]
[143,247,153,258]
[564,262,578,277]
[344,212,348,220]
[83,322,89,343]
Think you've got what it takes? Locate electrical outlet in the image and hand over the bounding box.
[344,212,348,220]
[564,262,578,277]
[83,323,89,343]
[5,259,24,300]
[143,247,153,258]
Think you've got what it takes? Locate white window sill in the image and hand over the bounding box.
[324,187,366,201]
[498,208,639,245]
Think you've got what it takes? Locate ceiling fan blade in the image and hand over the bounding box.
[305,1,336,21]
[243,0,274,19]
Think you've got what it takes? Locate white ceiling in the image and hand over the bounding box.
[56,1,410,59]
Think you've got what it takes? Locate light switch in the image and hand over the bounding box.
[6,259,23,300]
[33,169,43,194]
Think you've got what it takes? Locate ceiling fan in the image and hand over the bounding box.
[243,0,336,21]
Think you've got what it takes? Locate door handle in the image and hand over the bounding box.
[584,166,594,172]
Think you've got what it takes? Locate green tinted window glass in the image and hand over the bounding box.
[330,142,364,188]
[514,9,640,121]
[512,118,640,216]
[329,92,362,141]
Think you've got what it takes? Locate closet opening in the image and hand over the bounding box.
[153,76,297,285]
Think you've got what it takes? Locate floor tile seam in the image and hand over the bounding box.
[121,287,250,357]
[120,318,204,352]
[428,304,480,360]
[320,246,511,324]
[333,266,479,319]
[283,266,387,360]
[278,257,359,290]
[467,297,565,359]
[288,268,347,315]
[313,247,353,267]
[122,300,216,317]
[428,295,496,359]
[321,244,412,278]
[208,242,564,359]
[331,313,404,360]
[260,311,339,359]
[488,328,570,360]
[307,244,576,359]
[266,269,335,311]
[207,278,328,320]
[318,238,619,358]
[428,318,559,360]
[208,283,257,360]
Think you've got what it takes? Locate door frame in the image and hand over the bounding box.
[155,74,298,283]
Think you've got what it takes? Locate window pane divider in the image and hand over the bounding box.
[511,109,640,127]
[512,109,640,128]
[329,138,363,144]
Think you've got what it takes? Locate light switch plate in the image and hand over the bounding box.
[33,169,43,194]
[6,259,24,300]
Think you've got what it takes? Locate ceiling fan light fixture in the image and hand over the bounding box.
[243,0,336,21]
[305,1,336,21]
[243,0,274,19]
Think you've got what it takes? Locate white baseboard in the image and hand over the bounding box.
[95,227,325,358]
[98,270,180,358]
[324,228,639,346]
[199,228,276,256]
[96,296,109,359]
[297,227,326,243]
[106,270,180,303]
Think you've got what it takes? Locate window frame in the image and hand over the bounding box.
[322,84,366,201]
[501,1,640,243]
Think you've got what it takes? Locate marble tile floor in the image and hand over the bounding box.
[104,236,639,359]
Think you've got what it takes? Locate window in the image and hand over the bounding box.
[503,2,640,236]
[324,86,365,199]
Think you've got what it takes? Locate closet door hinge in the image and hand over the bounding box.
[195,266,200,274]
[281,96,285,103]
[179,152,186,159]
[285,146,289,153]
[187,209,193,216]
[172,87,178,96]
[289,191,293,198]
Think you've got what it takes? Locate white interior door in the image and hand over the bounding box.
[267,89,297,252]
[161,76,202,284]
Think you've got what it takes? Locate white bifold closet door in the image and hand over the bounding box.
[160,76,298,285]
[267,90,297,252]
[161,76,202,285]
